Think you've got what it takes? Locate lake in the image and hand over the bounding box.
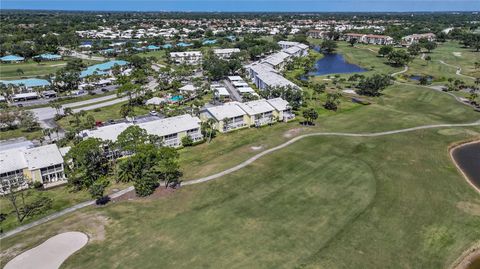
[451,141,480,190]
[305,49,366,77]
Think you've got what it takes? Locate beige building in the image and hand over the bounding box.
[0,144,67,193]
[200,98,295,132]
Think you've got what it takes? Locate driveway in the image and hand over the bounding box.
[223,79,242,102]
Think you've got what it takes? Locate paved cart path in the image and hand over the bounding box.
[1,119,479,240]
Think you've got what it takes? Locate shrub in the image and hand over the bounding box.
[32,181,44,189]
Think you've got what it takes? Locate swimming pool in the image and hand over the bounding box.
[170,95,183,102]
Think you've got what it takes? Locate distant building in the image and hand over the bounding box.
[307,29,327,39]
[401,33,436,46]
[34,53,62,61]
[213,48,241,59]
[0,144,68,193]
[80,60,129,78]
[343,33,394,45]
[245,63,298,90]
[169,51,203,64]
[0,55,25,63]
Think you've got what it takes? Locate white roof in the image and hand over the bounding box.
[278,41,301,47]
[214,87,230,96]
[81,122,130,142]
[140,114,201,137]
[283,46,302,55]
[253,64,298,88]
[82,114,201,142]
[13,92,38,99]
[179,84,197,92]
[237,99,275,115]
[233,81,249,87]
[23,144,64,170]
[0,149,27,174]
[266,98,290,111]
[214,48,240,54]
[238,87,255,93]
[262,51,290,67]
[170,51,202,57]
[228,76,243,82]
[146,97,166,105]
[205,102,246,120]
[0,144,63,174]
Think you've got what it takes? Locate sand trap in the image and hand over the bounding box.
[342,89,357,95]
[251,146,263,151]
[5,231,88,269]
[453,52,462,57]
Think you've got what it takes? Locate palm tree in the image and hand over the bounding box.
[116,160,135,183]
[43,128,52,141]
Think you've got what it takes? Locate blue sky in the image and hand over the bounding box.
[1,0,479,12]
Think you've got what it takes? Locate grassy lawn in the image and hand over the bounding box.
[0,182,131,233]
[1,41,479,268]
[0,127,43,141]
[0,58,100,80]
[0,60,67,80]
[136,50,167,63]
[1,125,478,268]
[56,101,150,131]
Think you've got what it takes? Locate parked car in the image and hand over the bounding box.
[101,88,109,92]
[149,111,159,116]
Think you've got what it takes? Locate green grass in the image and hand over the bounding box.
[0,127,43,141]
[56,101,150,131]
[0,182,131,233]
[136,50,167,63]
[1,42,480,268]
[0,60,67,80]
[0,58,100,80]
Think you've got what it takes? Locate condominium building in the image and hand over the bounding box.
[343,33,394,45]
[401,33,436,46]
[245,63,298,90]
[200,98,295,132]
[169,51,203,64]
[213,48,241,59]
[0,144,67,193]
[80,114,203,148]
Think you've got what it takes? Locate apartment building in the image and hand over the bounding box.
[0,144,67,193]
[169,51,203,64]
[401,33,436,46]
[213,48,241,59]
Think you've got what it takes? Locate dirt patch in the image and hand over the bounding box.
[457,201,480,216]
[453,52,462,57]
[111,187,175,203]
[251,145,263,151]
[284,128,304,138]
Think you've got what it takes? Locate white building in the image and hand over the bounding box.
[0,144,67,192]
[401,33,436,46]
[213,48,241,59]
[170,51,203,64]
[80,114,203,148]
[245,63,298,90]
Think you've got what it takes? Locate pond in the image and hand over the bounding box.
[410,75,433,81]
[451,141,480,190]
[304,52,367,78]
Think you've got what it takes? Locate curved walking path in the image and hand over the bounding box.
[183,121,480,185]
[438,60,476,80]
[391,65,408,77]
[4,231,88,269]
[2,120,480,240]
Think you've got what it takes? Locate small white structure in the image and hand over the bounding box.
[145,97,166,106]
[179,84,197,93]
[170,51,203,64]
[213,48,241,59]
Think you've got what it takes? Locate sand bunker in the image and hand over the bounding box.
[5,231,88,269]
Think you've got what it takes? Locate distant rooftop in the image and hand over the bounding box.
[80,60,129,78]
[0,55,25,61]
[0,78,50,88]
